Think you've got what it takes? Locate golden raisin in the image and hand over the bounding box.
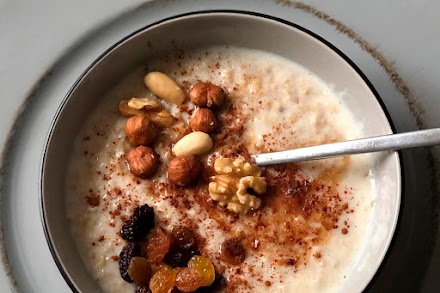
[187,255,215,287]
[128,257,152,286]
[149,265,176,293]
[175,267,205,292]
[144,227,172,264]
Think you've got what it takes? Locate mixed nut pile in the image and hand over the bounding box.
[116,71,268,292]
[119,71,267,213]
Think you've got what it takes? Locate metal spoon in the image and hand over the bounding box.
[251,128,440,166]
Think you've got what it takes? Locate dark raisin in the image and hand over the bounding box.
[164,248,198,268]
[171,226,197,250]
[119,242,141,283]
[121,204,154,241]
[220,238,246,265]
[136,285,151,293]
[163,226,199,267]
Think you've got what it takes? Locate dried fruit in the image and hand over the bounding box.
[144,227,172,264]
[129,257,152,285]
[119,242,141,283]
[189,108,217,133]
[127,146,160,179]
[164,248,198,268]
[144,72,186,105]
[175,267,205,292]
[125,116,159,146]
[189,82,225,108]
[171,226,198,251]
[164,226,199,268]
[149,265,177,293]
[220,238,246,265]
[167,156,202,186]
[136,285,151,293]
[187,256,215,287]
[121,204,155,241]
[172,132,213,157]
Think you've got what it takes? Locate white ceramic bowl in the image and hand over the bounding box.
[41,11,401,293]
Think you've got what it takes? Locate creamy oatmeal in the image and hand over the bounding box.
[66,46,374,293]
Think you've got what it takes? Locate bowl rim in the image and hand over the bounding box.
[40,9,403,293]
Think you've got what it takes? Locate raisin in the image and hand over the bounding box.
[164,226,199,268]
[144,227,172,264]
[164,248,198,268]
[149,265,177,293]
[220,238,246,265]
[171,226,197,250]
[119,242,141,283]
[128,257,152,285]
[121,204,155,241]
[187,256,215,286]
[175,267,204,292]
[136,285,151,293]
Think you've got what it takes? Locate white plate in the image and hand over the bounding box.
[1,1,440,292]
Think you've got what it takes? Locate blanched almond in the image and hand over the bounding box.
[172,132,213,157]
[144,72,186,105]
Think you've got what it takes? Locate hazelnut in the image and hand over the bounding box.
[127,146,159,178]
[167,156,202,186]
[189,108,217,133]
[125,116,158,146]
[189,82,225,108]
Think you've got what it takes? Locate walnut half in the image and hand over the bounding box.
[208,158,266,214]
[119,98,175,128]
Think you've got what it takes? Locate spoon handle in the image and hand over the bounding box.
[251,128,440,166]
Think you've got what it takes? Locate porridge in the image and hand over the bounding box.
[66,46,374,292]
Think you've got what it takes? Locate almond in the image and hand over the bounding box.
[144,72,186,105]
[172,132,213,157]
